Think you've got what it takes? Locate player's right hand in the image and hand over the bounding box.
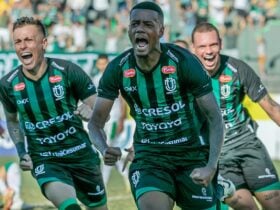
[19,154,33,171]
[103,147,122,166]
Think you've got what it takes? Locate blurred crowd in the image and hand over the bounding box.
[0,0,279,54]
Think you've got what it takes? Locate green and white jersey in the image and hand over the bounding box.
[98,43,212,154]
[0,58,97,162]
[211,55,267,148]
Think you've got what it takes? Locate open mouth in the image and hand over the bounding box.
[21,52,33,62]
[135,38,148,51]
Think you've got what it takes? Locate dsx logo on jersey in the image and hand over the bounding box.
[17,98,29,105]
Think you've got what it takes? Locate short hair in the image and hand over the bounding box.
[191,22,221,43]
[13,16,47,37]
[130,1,164,24]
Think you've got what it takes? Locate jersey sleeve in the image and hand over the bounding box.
[97,59,120,100]
[0,76,17,113]
[237,59,267,102]
[67,62,97,100]
[180,54,212,98]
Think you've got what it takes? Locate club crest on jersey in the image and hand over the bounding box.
[49,75,62,83]
[221,84,231,98]
[14,82,25,91]
[162,66,176,74]
[165,77,176,93]
[124,69,136,78]
[53,84,64,101]
[219,75,232,83]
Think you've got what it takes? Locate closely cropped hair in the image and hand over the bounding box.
[191,22,221,43]
[130,1,164,24]
[13,16,47,37]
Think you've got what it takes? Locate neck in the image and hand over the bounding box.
[135,50,161,72]
[23,58,47,81]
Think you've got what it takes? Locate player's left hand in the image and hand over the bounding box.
[190,165,217,187]
[74,104,93,121]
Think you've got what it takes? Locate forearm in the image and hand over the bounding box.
[88,124,108,156]
[6,120,26,159]
[207,118,224,169]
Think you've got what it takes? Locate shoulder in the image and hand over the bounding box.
[222,54,252,72]
[48,57,83,72]
[0,66,21,88]
[162,43,195,63]
[107,48,133,69]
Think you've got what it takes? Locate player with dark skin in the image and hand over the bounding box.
[191,22,280,210]
[88,2,224,210]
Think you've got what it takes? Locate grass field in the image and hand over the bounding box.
[1,156,280,210]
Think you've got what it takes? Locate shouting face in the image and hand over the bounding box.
[13,24,47,73]
[192,30,222,75]
[128,9,164,57]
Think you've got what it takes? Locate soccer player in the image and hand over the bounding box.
[191,22,280,210]
[88,1,224,210]
[0,17,108,210]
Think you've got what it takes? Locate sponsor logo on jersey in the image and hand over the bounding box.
[14,82,25,91]
[88,185,105,196]
[219,75,232,83]
[124,69,136,78]
[221,108,235,117]
[161,66,176,74]
[17,98,29,105]
[258,168,276,179]
[40,143,86,157]
[257,84,265,93]
[124,86,137,92]
[141,118,182,131]
[164,77,176,93]
[191,187,213,201]
[140,137,188,145]
[25,112,74,130]
[34,164,45,176]
[131,170,140,188]
[36,126,77,144]
[49,75,62,83]
[221,84,231,99]
[134,101,185,117]
[53,84,64,100]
